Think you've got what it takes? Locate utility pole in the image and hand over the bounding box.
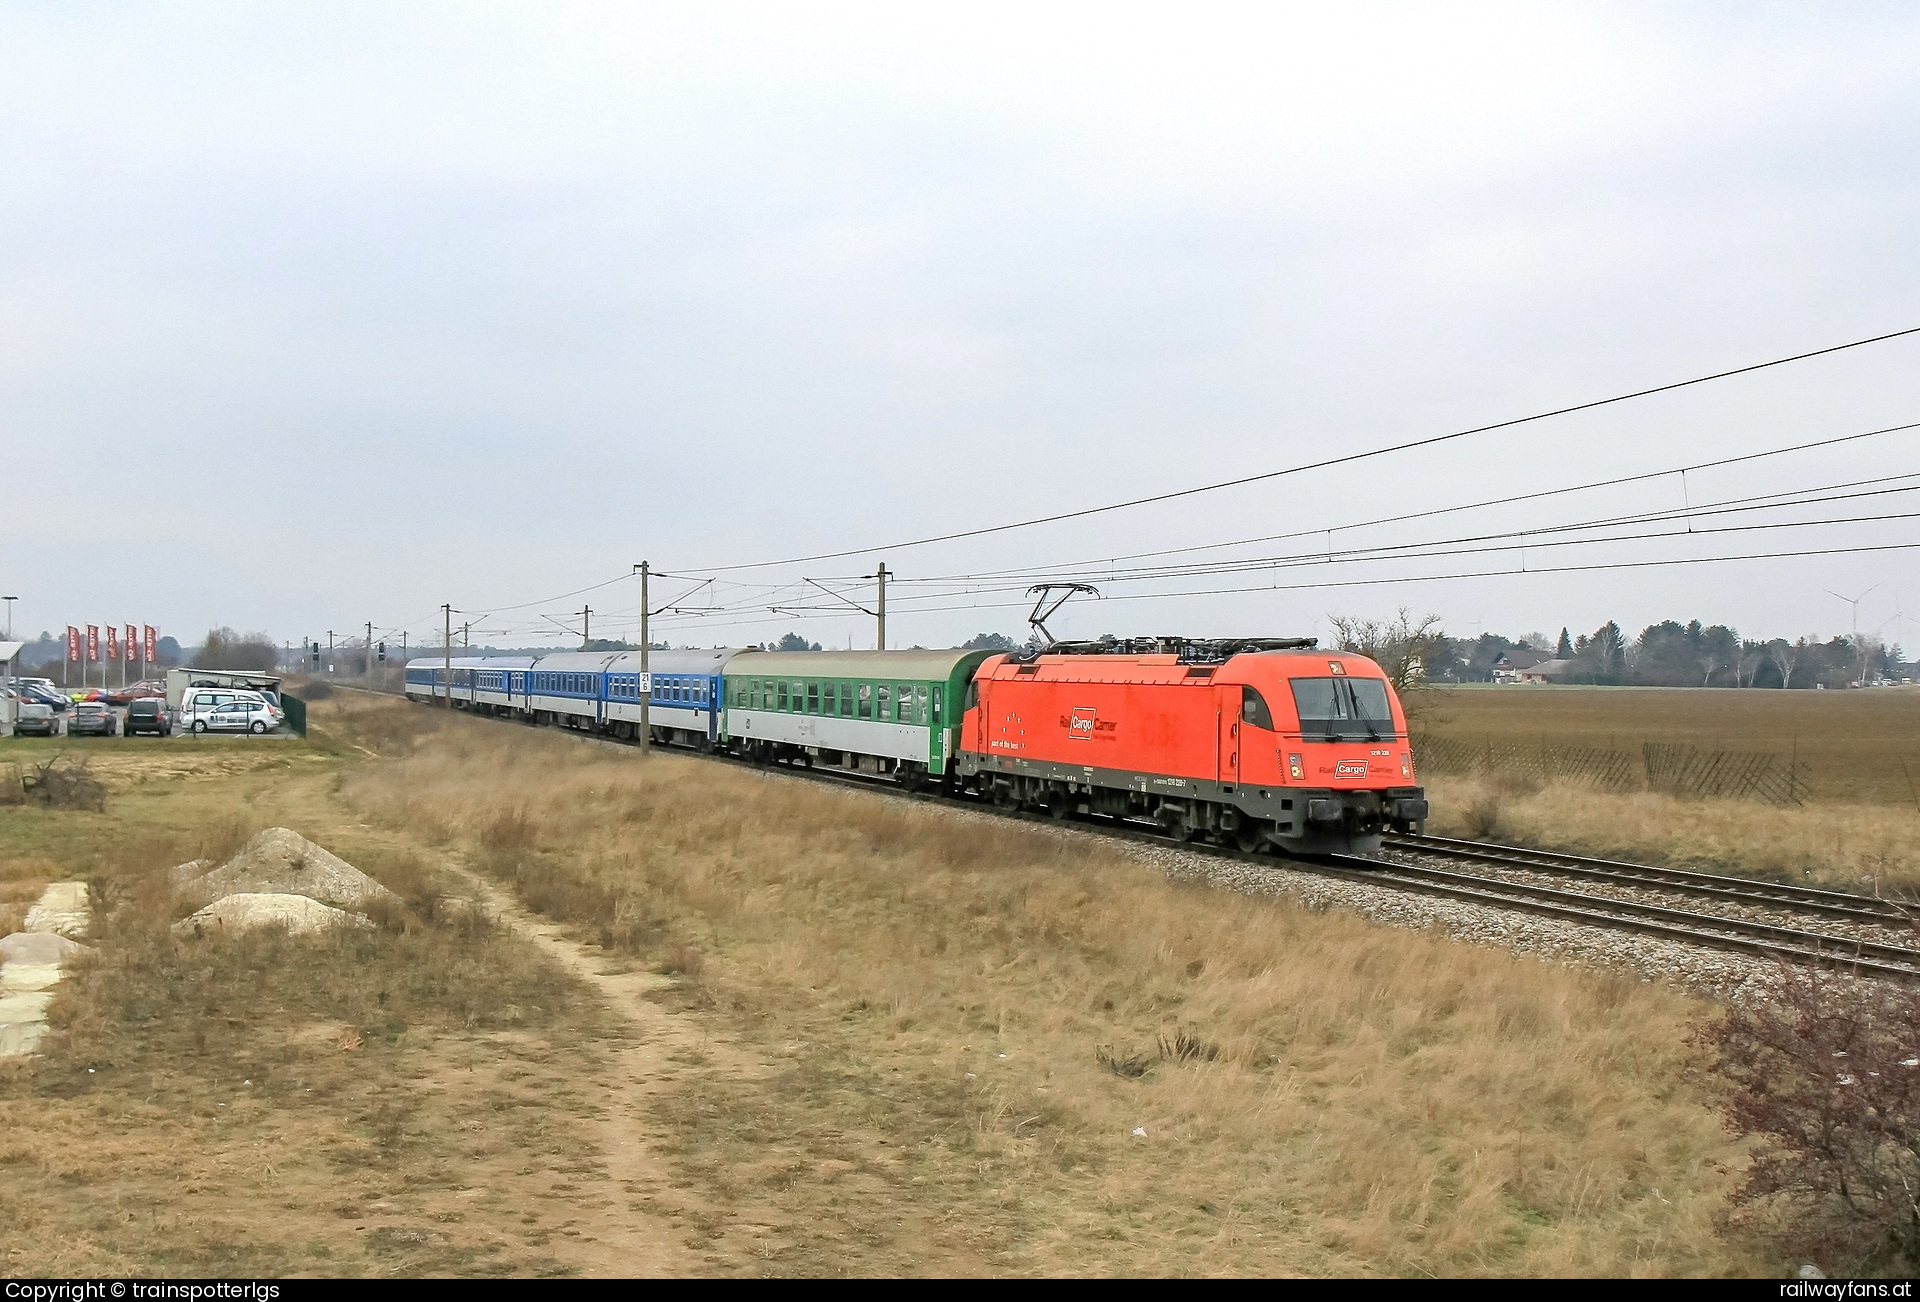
[874,562,889,650]
[401,632,407,663]
[327,630,334,675]
[462,622,470,650]
[636,562,650,754]
[442,605,452,707]
[580,606,592,649]
[2,596,14,639]
[365,621,374,678]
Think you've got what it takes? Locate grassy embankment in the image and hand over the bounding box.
[0,733,612,1276]
[0,696,1792,1275]
[333,694,1759,1276]
[1414,686,1920,893]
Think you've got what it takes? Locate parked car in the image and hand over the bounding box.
[67,701,117,736]
[13,682,69,712]
[123,698,172,737]
[192,698,276,734]
[13,702,58,737]
[178,688,271,731]
[106,681,168,705]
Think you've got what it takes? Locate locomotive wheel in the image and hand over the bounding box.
[1235,821,1265,853]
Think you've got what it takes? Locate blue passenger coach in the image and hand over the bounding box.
[606,647,756,747]
[406,647,761,748]
[404,656,534,708]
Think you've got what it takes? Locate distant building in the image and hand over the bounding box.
[1490,650,1549,684]
[1517,658,1577,684]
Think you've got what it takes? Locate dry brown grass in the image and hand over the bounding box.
[332,696,1761,1276]
[0,731,632,1278]
[1426,773,1920,895]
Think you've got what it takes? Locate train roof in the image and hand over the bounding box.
[404,655,537,670]
[527,651,624,672]
[732,649,995,680]
[605,647,758,675]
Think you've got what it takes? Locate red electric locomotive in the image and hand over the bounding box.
[955,637,1427,855]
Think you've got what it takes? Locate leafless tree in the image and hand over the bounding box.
[1770,637,1809,689]
[1854,634,1884,686]
[1326,609,1445,694]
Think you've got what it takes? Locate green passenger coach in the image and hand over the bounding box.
[721,650,994,786]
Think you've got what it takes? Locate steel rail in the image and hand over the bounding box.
[357,686,1920,981]
[1338,858,1920,976]
[1383,832,1916,926]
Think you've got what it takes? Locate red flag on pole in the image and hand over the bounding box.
[124,625,136,662]
[86,626,99,661]
[144,625,157,663]
[106,626,119,662]
[67,627,79,661]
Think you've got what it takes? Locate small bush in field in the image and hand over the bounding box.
[1460,793,1503,840]
[1701,968,1920,1274]
[24,755,107,811]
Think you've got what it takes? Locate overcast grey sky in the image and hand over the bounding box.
[5,2,1918,655]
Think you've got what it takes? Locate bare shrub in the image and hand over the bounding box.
[22,755,107,812]
[1157,1027,1220,1063]
[484,807,538,852]
[659,940,704,978]
[1460,793,1503,840]
[297,680,335,701]
[1096,1045,1153,1079]
[1700,968,1920,1274]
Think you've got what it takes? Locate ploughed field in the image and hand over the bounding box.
[0,696,1793,1276]
[1412,685,1920,894]
[1417,684,1920,806]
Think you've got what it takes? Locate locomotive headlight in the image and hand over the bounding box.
[1400,752,1412,778]
[1287,752,1304,781]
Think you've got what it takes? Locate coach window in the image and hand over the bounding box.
[858,683,872,719]
[914,684,929,725]
[877,684,891,721]
[777,680,789,711]
[806,681,819,713]
[931,686,943,725]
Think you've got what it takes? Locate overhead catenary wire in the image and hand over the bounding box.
[364,347,1920,643]
[675,326,1920,573]
[889,420,1920,587]
[830,477,1920,609]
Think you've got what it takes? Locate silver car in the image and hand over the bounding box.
[193,698,277,734]
[13,702,58,737]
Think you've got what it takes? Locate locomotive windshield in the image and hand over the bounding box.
[1288,676,1396,740]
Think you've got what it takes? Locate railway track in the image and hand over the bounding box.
[343,687,1920,982]
[1383,832,1915,926]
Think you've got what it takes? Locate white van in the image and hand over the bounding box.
[177,687,277,731]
